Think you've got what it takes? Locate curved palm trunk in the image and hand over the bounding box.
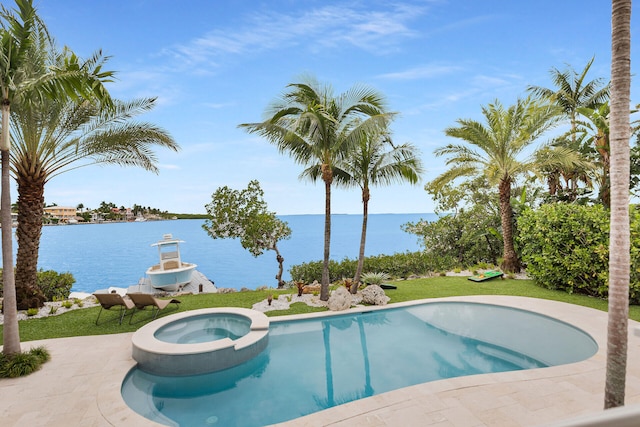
[352,186,369,293]
[499,177,520,273]
[15,174,47,309]
[604,0,631,409]
[1,102,20,356]
[321,178,331,301]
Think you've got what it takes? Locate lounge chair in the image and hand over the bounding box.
[93,292,135,325]
[127,293,181,323]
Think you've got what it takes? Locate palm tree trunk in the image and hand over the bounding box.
[320,178,331,301]
[499,177,520,273]
[15,173,47,309]
[1,102,20,356]
[604,0,631,409]
[352,187,369,293]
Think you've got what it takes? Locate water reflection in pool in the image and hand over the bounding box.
[122,301,598,427]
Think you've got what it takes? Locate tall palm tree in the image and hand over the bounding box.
[239,76,391,300]
[0,0,113,356]
[431,97,561,273]
[528,58,609,199]
[11,88,178,309]
[604,0,631,409]
[334,126,423,292]
[576,103,612,206]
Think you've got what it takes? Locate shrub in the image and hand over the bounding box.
[0,347,50,378]
[518,204,640,304]
[61,300,73,309]
[36,270,75,301]
[26,308,39,317]
[519,204,608,297]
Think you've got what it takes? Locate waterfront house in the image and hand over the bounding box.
[43,206,77,223]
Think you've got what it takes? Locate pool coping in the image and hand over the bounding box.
[131,307,269,375]
[1,295,639,427]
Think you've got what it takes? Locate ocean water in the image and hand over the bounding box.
[26,213,434,293]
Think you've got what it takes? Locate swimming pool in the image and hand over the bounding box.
[121,301,598,427]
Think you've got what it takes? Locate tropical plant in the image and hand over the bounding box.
[0,345,49,377]
[11,79,177,309]
[203,180,292,288]
[360,271,390,286]
[430,97,562,272]
[334,125,423,292]
[575,102,611,206]
[527,58,609,199]
[0,0,111,356]
[605,0,631,409]
[239,76,392,300]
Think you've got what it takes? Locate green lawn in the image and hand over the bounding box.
[1,276,638,343]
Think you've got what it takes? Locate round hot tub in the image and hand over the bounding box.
[131,307,269,376]
[154,312,252,344]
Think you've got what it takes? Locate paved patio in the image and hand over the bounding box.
[1,295,639,427]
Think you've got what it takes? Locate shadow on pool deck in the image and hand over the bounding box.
[1,295,640,427]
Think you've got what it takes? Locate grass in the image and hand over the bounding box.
[1,276,639,343]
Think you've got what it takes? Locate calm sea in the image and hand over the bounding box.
[24,213,435,293]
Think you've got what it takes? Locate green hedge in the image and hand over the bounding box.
[518,203,640,304]
[289,251,441,283]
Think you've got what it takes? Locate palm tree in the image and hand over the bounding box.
[0,0,112,356]
[576,103,612,206]
[527,58,609,199]
[239,76,391,300]
[604,0,631,409]
[431,97,561,273]
[11,88,178,309]
[334,126,423,292]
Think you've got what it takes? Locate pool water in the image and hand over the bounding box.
[153,313,251,344]
[122,302,598,427]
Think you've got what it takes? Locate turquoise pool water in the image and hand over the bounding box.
[121,302,598,427]
[154,313,251,344]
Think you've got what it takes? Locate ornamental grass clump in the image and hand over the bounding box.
[360,272,390,286]
[0,346,50,378]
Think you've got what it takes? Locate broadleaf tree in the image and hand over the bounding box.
[203,180,292,288]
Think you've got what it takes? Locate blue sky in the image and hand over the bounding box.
[28,0,636,215]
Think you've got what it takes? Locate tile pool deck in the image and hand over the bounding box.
[1,295,639,427]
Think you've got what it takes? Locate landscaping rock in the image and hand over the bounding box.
[327,286,351,311]
[361,285,390,306]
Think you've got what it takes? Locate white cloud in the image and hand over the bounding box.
[159,164,181,170]
[378,64,462,80]
[162,2,430,69]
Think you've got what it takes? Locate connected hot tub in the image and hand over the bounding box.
[131,307,269,376]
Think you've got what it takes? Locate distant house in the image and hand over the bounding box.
[43,206,77,223]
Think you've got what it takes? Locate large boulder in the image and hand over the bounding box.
[327,286,351,311]
[361,285,390,306]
